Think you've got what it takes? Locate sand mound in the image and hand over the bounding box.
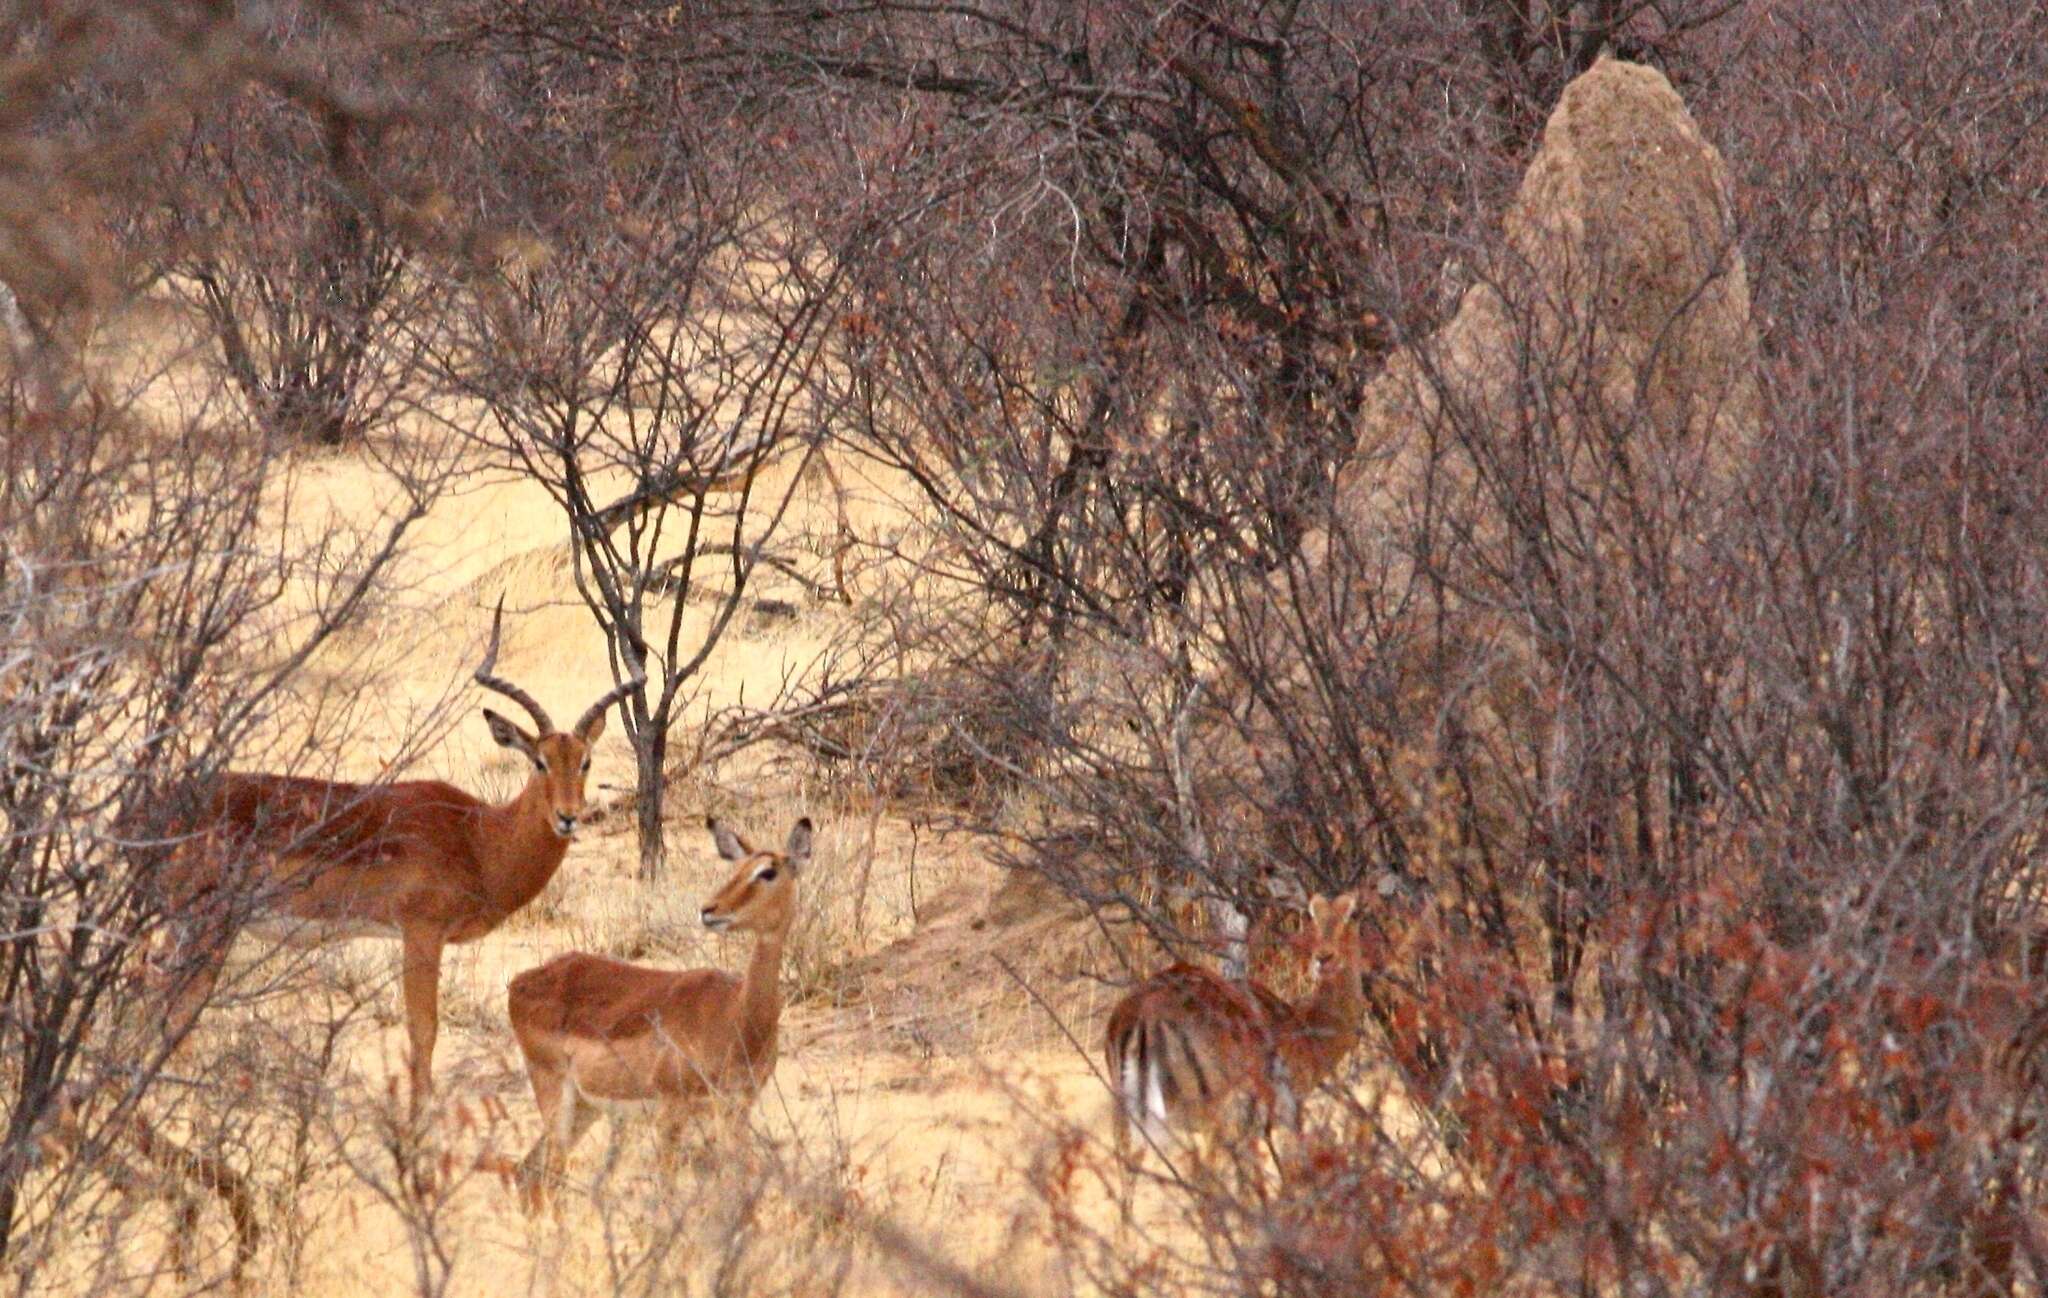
[807,864,1112,1059]
[1188,58,1763,884]
[1326,56,1758,561]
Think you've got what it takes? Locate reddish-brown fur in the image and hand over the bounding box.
[1264,894,1372,1099]
[1104,965,1284,1146]
[1104,891,1369,1169]
[153,603,640,1114]
[506,816,813,1210]
[175,769,575,937]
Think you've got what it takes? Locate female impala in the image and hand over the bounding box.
[1105,890,1369,1164]
[157,600,641,1112]
[506,816,813,1209]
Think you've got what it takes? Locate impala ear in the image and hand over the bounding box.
[708,817,751,862]
[785,817,814,869]
[1329,892,1359,927]
[483,709,537,757]
[1307,895,1329,927]
[576,707,607,745]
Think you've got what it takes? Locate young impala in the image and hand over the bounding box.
[155,599,641,1113]
[1104,890,1369,1172]
[506,816,813,1210]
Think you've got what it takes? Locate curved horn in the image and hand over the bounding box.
[575,665,646,737]
[474,596,556,733]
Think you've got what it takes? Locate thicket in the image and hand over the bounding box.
[4,1,2046,1293]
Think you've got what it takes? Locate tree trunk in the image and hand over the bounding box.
[0,1021,60,1264]
[635,721,668,881]
[0,1175,18,1269]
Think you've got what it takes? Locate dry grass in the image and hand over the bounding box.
[23,797,1411,1298]
[21,777,1136,1298]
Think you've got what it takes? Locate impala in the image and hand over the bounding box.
[506,816,813,1210]
[156,599,642,1112]
[1104,890,1368,1170]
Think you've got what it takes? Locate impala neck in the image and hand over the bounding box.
[1286,965,1367,1090]
[739,920,789,1056]
[476,773,571,913]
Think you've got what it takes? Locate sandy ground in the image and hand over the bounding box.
[211,825,1127,1298]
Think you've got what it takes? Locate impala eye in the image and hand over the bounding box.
[581,758,591,772]
[755,866,778,883]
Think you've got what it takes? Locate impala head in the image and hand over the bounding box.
[701,817,813,934]
[1301,889,1368,985]
[475,597,645,840]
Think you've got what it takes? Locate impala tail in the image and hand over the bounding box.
[1109,1016,1170,1146]
[1107,987,1243,1147]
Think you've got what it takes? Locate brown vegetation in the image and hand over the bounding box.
[7,1,2048,1296]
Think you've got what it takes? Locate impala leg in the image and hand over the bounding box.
[655,1100,693,1178]
[516,1066,598,1215]
[1269,1055,1300,1134]
[162,935,227,1049]
[553,1096,597,1193]
[536,1102,596,1214]
[1111,1099,1138,1232]
[149,886,236,1050]
[1257,1062,1299,1194]
[400,928,444,1120]
[516,1058,565,1215]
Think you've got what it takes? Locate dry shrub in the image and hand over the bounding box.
[812,9,2048,1295]
[14,2,2048,1296]
[790,655,1052,812]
